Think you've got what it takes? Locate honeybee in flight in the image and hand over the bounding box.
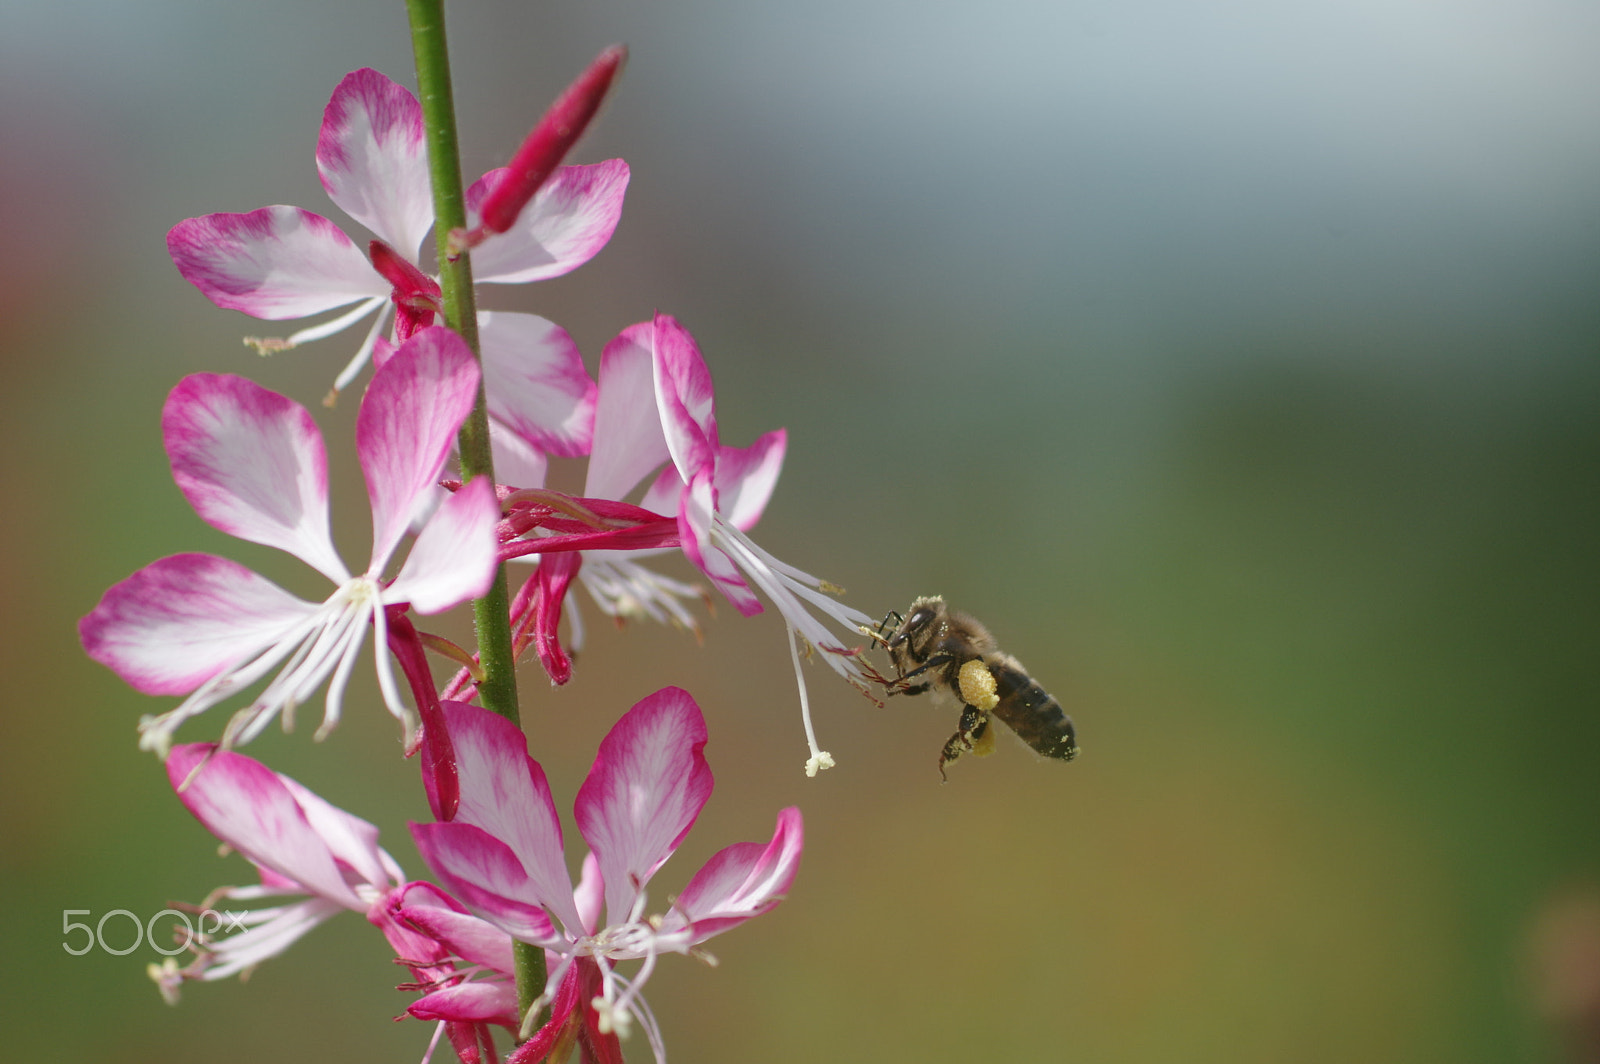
[868,596,1078,779]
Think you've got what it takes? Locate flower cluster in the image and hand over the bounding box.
[82,46,862,1064]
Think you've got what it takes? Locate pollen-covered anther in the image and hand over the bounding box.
[243,336,296,355]
[804,751,835,777]
[592,996,633,1039]
[148,957,184,1005]
[958,659,999,711]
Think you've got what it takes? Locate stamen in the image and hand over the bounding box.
[418,1019,447,1064]
[786,625,834,777]
[330,302,396,395]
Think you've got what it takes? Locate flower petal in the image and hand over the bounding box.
[316,69,434,258]
[410,980,518,1024]
[168,207,384,318]
[80,553,317,695]
[274,774,398,892]
[398,900,517,976]
[357,326,481,569]
[410,821,564,944]
[164,374,345,581]
[437,701,586,932]
[167,744,365,910]
[387,476,499,614]
[715,429,786,531]
[480,312,596,458]
[680,472,762,616]
[469,160,630,284]
[490,419,549,491]
[651,314,719,481]
[584,321,670,501]
[574,686,713,925]
[663,806,802,943]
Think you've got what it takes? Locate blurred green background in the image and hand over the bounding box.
[3,0,1598,1061]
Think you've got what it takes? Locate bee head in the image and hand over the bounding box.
[891,596,946,652]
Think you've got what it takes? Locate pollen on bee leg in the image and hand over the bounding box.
[972,716,997,758]
[958,659,999,711]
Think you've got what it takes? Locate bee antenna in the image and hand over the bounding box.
[874,609,902,641]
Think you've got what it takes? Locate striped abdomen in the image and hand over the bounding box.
[987,655,1078,761]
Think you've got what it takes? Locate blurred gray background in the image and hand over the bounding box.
[3,0,1598,1060]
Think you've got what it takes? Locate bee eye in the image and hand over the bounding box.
[907,609,933,631]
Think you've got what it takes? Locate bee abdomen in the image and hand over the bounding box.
[988,659,1078,761]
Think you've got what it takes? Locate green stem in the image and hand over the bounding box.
[404,0,547,1032]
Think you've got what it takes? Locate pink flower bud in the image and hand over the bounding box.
[477,45,627,237]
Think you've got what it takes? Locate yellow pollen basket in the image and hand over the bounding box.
[957,658,999,712]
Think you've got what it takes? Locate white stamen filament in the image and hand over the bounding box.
[140,575,401,755]
[417,1019,447,1064]
[285,296,387,351]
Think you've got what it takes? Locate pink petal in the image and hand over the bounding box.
[437,702,585,932]
[479,312,596,458]
[573,852,604,937]
[387,476,499,613]
[715,429,786,531]
[316,69,434,258]
[489,420,549,491]
[651,314,719,481]
[410,981,518,1024]
[398,903,517,975]
[410,821,564,944]
[168,207,384,318]
[371,880,455,964]
[637,463,684,517]
[164,374,345,580]
[80,554,317,695]
[167,745,365,910]
[666,806,803,943]
[357,326,481,569]
[679,472,762,616]
[574,686,713,925]
[583,321,670,501]
[469,160,630,284]
[275,774,397,892]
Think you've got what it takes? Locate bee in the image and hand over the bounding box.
[869,596,1078,779]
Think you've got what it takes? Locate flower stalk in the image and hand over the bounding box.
[404,0,544,1024]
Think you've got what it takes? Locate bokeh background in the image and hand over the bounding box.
[3,0,1598,1060]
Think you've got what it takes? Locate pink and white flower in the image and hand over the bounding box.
[167,65,620,450]
[80,326,500,754]
[155,744,518,1064]
[150,743,408,995]
[411,691,803,1061]
[505,314,873,774]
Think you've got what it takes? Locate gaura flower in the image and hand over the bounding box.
[150,743,408,996]
[155,744,518,1064]
[80,326,499,754]
[411,691,803,1062]
[167,64,622,434]
[501,313,873,774]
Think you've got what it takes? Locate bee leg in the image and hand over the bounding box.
[897,653,954,685]
[937,705,989,781]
